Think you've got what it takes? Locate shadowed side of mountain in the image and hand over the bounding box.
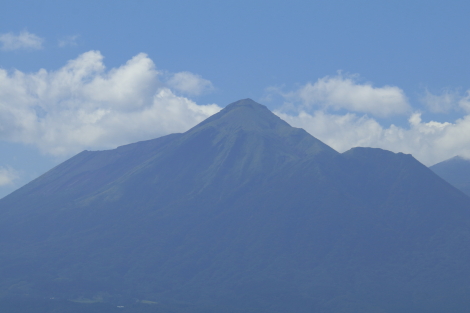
[339,147,470,248]
[430,156,470,197]
[330,148,470,312]
[342,147,470,207]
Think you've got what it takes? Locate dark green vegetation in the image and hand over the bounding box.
[430,156,470,197]
[1,99,470,313]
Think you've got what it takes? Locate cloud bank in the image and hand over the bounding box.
[0,31,44,51]
[2,51,470,167]
[0,51,221,156]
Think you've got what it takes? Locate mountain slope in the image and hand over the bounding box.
[430,156,470,197]
[1,99,470,313]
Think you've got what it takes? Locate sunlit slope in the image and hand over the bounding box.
[0,99,469,313]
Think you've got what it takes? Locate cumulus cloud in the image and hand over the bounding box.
[0,31,44,51]
[276,74,410,117]
[167,71,214,96]
[58,35,79,47]
[0,51,221,156]
[277,109,470,166]
[0,167,18,186]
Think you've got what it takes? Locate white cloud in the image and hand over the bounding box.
[0,167,18,186]
[277,74,410,117]
[58,35,79,47]
[167,71,214,96]
[0,31,44,51]
[277,109,470,166]
[0,51,221,156]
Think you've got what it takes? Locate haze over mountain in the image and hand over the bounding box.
[1,99,470,313]
[430,156,470,197]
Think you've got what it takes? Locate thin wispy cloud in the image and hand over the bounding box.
[58,35,79,48]
[421,88,460,113]
[0,166,19,186]
[0,31,44,51]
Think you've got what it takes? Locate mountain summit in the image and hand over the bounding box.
[1,99,470,313]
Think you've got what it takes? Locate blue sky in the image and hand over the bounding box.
[1,0,470,197]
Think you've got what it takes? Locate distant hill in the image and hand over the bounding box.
[430,156,470,197]
[1,99,470,313]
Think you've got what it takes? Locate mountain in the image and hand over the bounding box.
[1,99,470,313]
[430,156,470,197]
